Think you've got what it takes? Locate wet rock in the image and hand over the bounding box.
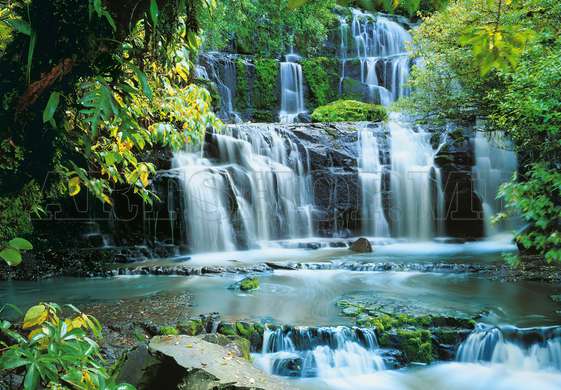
[200,333,251,361]
[217,322,237,336]
[228,276,260,291]
[117,336,291,389]
[265,262,297,270]
[177,319,204,336]
[350,237,373,253]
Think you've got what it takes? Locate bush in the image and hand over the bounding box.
[311,100,387,122]
[0,303,134,389]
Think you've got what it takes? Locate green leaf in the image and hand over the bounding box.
[0,247,22,266]
[24,364,40,390]
[150,0,159,28]
[43,92,61,124]
[8,238,33,250]
[26,31,36,84]
[4,19,32,36]
[131,65,152,100]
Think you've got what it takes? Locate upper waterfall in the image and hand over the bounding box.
[339,10,412,106]
[279,52,307,123]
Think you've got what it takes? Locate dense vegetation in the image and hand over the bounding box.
[401,0,561,263]
[0,1,220,250]
[312,100,387,122]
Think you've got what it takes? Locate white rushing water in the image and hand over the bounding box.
[388,114,444,239]
[472,131,518,236]
[339,9,412,105]
[173,124,314,252]
[358,123,390,237]
[254,326,385,379]
[279,52,307,123]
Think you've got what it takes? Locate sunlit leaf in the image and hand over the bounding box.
[68,176,81,197]
[23,305,48,329]
[0,247,22,266]
[8,238,33,251]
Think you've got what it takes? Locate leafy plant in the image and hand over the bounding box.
[0,303,135,390]
[0,237,32,266]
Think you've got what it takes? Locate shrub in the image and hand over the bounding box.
[311,100,387,122]
[0,303,134,389]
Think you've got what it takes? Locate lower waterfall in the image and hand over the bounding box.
[172,124,314,253]
[358,123,390,237]
[388,114,444,239]
[254,326,385,379]
[457,323,561,370]
[472,131,518,236]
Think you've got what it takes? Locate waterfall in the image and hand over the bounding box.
[358,123,390,237]
[472,131,518,236]
[388,114,444,239]
[457,324,561,370]
[279,52,306,123]
[172,124,314,253]
[254,326,385,379]
[200,52,242,123]
[340,9,412,106]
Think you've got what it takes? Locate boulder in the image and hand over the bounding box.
[350,237,373,253]
[117,335,291,390]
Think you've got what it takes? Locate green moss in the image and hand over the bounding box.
[395,329,434,363]
[159,326,179,336]
[177,319,204,336]
[239,277,259,291]
[235,321,255,338]
[235,58,249,111]
[340,78,364,101]
[254,58,279,111]
[302,57,340,108]
[251,109,276,123]
[217,322,237,336]
[311,100,387,123]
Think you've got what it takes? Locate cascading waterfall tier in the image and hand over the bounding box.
[358,123,390,237]
[339,9,412,106]
[172,124,314,253]
[472,130,518,236]
[254,326,385,379]
[279,52,306,123]
[457,323,561,370]
[199,52,242,123]
[388,114,445,239]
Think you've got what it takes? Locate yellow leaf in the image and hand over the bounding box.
[28,328,43,340]
[23,304,48,329]
[102,194,113,205]
[68,176,81,197]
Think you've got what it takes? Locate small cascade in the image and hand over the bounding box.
[457,323,561,370]
[358,124,390,237]
[339,9,412,105]
[254,326,385,379]
[279,52,306,123]
[388,114,444,239]
[472,131,518,236]
[200,52,242,123]
[173,124,314,253]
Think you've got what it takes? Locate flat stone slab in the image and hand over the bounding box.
[150,335,294,389]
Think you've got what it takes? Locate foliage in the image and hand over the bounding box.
[0,0,221,239]
[235,58,249,110]
[402,0,561,263]
[0,237,32,266]
[311,100,387,122]
[301,57,340,108]
[497,164,561,264]
[0,181,43,243]
[199,0,337,57]
[253,58,279,110]
[0,303,134,390]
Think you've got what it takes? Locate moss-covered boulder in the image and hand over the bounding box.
[177,319,204,336]
[159,326,179,336]
[311,100,387,123]
[217,322,238,336]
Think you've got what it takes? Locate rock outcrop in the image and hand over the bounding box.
[117,335,292,390]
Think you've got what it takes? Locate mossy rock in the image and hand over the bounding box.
[239,277,259,291]
[301,57,340,108]
[394,329,434,363]
[200,333,251,361]
[217,322,237,336]
[235,321,255,338]
[159,326,179,336]
[311,100,387,123]
[178,319,204,336]
[253,58,279,110]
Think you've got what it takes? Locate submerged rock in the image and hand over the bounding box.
[228,276,260,291]
[350,237,373,253]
